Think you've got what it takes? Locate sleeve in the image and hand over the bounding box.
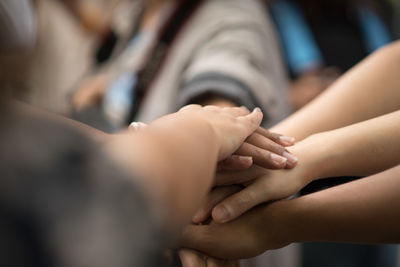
[0,117,166,267]
[0,0,36,51]
[178,0,291,126]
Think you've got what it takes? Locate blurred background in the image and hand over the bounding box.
[12,0,400,266]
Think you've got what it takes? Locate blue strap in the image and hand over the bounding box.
[101,34,144,126]
[269,0,323,75]
[356,6,391,53]
[103,72,138,126]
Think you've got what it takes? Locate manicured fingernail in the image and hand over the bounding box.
[231,155,252,163]
[283,151,298,164]
[271,153,287,165]
[213,206,230,223]
[279,136,296,145]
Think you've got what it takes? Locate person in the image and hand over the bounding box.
[72,0,290,130]
[268,0,392,110]
[181,40,400,262]
[0,1,298,266]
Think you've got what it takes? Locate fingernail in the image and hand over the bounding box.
[231,155,252,163]
[270,153,287,165]
[283,151,298,164]
[254,107,261,113]
[213,206,230,223]
[279,136,296,145]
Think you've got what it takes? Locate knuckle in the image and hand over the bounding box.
[274,145,286,155]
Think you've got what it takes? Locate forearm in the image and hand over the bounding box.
[274,165,400,245]
[290,110,400,182]
[271,41,400,140]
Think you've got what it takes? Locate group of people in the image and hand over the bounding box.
[1,0,400,267]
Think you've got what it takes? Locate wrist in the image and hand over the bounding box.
[287,133,332,184]
[258,200,298,250]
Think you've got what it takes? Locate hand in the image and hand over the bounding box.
[229,127,298,169]
[178,105,263,161]
[72,75,108,111]
[197,126,299,171]
[179,249,240,267]
[193,141,316,223]
[290,67,340,110]
[194,97,298,169]
[130,120,298,170]
[182,203,291,260]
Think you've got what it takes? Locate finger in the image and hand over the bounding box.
[255,127,295,147]
[212,180,268,223]
[192,186,242,224]
[237,107,263,137]
[245,134,298,168]
[179,249,207,267]
[246,133,286,155]
[214,165,264,186]
[217,155,253,171]
[180,104,202,112]
[283,150,298,169]
[221,106,250,117]
[236,142,287,169]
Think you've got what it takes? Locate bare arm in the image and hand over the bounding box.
[181,165,400,260]
[271,41,400,140]
[280,165,400,245]
[198,109,400,223]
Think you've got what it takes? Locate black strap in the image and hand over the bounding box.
[127,0,205,123]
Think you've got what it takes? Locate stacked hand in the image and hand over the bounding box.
[179,134,324,264]
[129,105,300,266]
[131,105,298,171]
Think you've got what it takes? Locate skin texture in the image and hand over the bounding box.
[199,109,400,224]
[130,121,298,170]
[192,41,400,225]
[181,41,400,262]
[96,105,264,232]
[12,100,264,231]
[181,165,400,260]
[179,34,400,267]
[14,100,297,236]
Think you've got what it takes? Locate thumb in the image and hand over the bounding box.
[212,181,267,223]
[238,107,263,137]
